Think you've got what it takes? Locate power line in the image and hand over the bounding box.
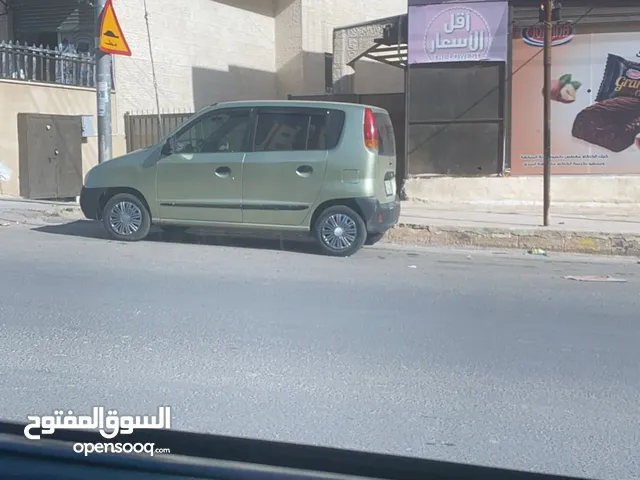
[142,0,163,138]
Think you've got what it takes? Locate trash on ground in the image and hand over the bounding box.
[528,248,548,256]
[0,162,12,181]
[563,275,627,283]
[407,265,417,269]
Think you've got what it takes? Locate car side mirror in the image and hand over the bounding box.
[161,137,176,156]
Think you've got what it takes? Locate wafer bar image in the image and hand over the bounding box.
[595,53,640,102]
[571,97,640,152]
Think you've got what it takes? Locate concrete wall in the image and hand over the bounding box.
[404,176,640,205]
[299,0,407,95]
[354,59,405,94]
[112,0,278,128]
[111,0,406,124]
[0,80,124,197]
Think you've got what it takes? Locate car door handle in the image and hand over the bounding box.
[215,166,232,178]
[296,165,313,177]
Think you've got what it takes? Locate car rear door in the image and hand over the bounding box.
[241,107,331,227]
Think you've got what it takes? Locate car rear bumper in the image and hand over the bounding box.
[79,187,107,220]
[355,196,401,234]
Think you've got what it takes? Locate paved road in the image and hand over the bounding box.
[1,220,639,480]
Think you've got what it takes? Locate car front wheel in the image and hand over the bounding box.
[314,205,367,257]
[102,193,151,241]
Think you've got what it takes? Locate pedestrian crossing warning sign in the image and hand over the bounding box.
[99,0,131,56]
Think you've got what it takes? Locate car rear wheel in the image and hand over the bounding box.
[102,193,151,242]
[314,205,367,257]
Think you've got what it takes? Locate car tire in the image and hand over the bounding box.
[365,232,385,246]
[314,205,367,257]
[102,193,151,242]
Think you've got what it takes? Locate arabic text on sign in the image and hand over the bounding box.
[429,30,485,53]
[23,406,172,440]
[443,12,471,34]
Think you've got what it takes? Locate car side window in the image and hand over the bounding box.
[254,112,310,152]
[174,111,250,154]
[306,115,327,150]
[253,111,331,152]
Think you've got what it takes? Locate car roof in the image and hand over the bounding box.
[206,100,389,114]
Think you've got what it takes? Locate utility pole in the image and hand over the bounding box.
[542,0,552,226]
[96,0,112,163]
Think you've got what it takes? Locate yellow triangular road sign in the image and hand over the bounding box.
[99,0,131,56]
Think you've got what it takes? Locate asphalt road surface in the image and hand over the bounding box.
[1,220,639,480]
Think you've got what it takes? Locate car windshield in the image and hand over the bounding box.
[1,3,636,480]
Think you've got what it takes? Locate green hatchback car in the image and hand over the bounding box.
[80,100,401,256]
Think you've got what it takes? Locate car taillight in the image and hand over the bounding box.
[363,107,379,150]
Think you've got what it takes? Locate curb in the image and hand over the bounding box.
[386,223,640,256]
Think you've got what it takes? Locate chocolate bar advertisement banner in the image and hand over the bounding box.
[408,0,504,4]
[511,25,640,174]
[408,1,509,64]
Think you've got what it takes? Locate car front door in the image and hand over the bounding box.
[241,107,329,227]
[156,108,251,224]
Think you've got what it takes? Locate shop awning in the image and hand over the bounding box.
[334,15,407,70]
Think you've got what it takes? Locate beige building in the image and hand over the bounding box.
[0,0,406,197]
[113,0,406,116]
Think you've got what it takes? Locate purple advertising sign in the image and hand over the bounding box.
[408,1,509,64]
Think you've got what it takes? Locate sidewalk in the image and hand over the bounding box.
[1,195,639,255]
[0,197,82,226]
[390,202,640,256]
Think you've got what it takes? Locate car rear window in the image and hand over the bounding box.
[375,112,396,156]
[324,109,346,150]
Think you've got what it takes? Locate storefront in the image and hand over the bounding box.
[407,0,640,176]
[407,0,509,176]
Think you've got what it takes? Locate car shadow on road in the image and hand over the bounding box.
[31,220,322,255]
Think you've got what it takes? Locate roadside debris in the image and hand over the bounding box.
[528,248,548,256]
[0,162,12,181]
[563,275,627,283]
